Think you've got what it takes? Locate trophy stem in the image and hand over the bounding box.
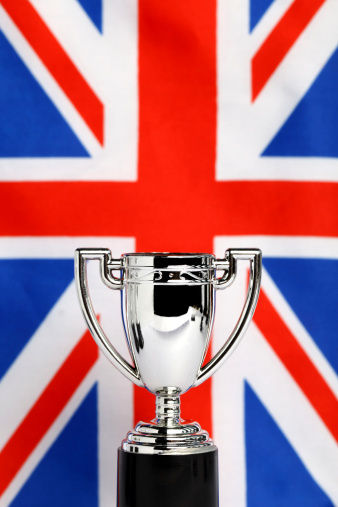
[155,395,181,426]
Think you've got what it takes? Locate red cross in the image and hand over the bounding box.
[1,1,337,487]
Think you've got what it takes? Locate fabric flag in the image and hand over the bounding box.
[0,0,337,506]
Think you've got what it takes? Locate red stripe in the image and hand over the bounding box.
[0,330,98,496]
[252,0,327,100]
[132,0,218,434]
[0,181,337,239]
[254,289,338,442]
[2,0,104,145]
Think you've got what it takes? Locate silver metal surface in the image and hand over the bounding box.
[75,248,262,454]
[74,249,143,387]
[122,394,216,455]
[194,249,262,386]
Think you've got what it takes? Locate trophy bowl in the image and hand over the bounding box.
[121,253,216,396]
[75,248,262,506]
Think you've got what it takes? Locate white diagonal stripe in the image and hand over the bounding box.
[28,0,104,94]
[262,267,338,398]
[250,0,297,55]
[215,235,338,397]
[217,0,338,182]
[0,0,138,182]
[0,236,135,450]
[0,6,101,159]
[0,281,87,450]
[0,361,99,507]
[243,324,338,504]
[251,0,338,157]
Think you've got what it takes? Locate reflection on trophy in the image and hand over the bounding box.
[75,249,262,507]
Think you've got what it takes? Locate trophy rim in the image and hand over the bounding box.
[122,252,215,257]
[121,252,216,270]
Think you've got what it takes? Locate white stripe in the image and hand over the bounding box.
[0,362,98,506]
[215,235,338,260]
[213,361,246,507]
[99,0,139,181]
[98,357,133,507]
[262,267,338,398]
[248,157,338,182]
[250,0,296,56]
[0,6,102,159]
[0,236,135,258]
[28,0,104,92]
[212,262,248,507]
[217,0,250,182]
[243,324,338,504]
[0,282,87,450]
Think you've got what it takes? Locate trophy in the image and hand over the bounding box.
[75,248,262,507]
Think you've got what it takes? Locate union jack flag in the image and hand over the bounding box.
[0,0,337,506]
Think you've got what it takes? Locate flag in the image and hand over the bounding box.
[0,0,337,506]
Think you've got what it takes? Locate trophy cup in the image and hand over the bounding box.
[75,248,262,507]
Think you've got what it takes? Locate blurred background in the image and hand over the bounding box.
[0,0,337,505]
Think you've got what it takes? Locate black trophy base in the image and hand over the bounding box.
[117,447,219,507]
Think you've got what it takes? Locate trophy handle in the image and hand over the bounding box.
[74,248,144,387]
[194,248,262,387]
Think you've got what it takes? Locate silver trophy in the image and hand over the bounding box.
[75,249,261,506]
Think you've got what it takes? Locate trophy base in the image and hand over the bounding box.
[122,419,216,455]
[117,446,219,507]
